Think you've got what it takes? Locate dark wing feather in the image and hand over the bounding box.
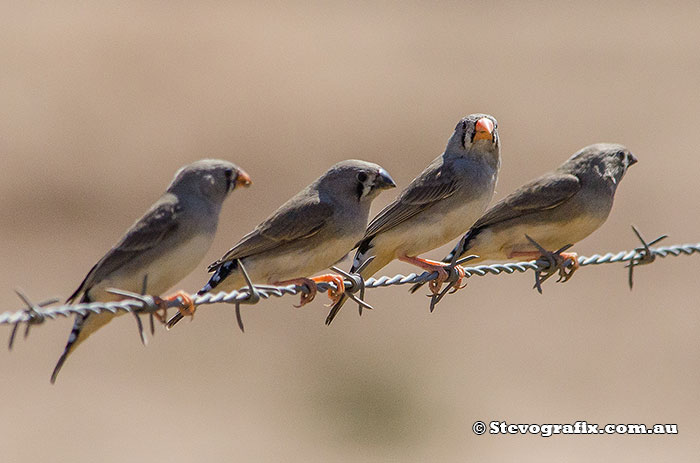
[471,173,581,231]
[67,197,181,303]
[364,159,460,238]
[210,198,334,269]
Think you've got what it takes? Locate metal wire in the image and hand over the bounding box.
[1,231,698,329]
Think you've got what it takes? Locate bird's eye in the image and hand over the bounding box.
[357,172,368,183]
[224,168,233,179]
[615,151,626,160]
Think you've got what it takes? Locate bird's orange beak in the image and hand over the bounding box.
[236,169,252,188]
[473,117,494,142]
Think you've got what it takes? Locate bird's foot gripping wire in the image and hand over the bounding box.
[399,255,467,297]
[106,276,191,345]
[7,290,57,350]
[276,277,318,307]
[426,255,478,313]
[323,257,376,326]
[277,273,346,308]
[525,235,579,294]
[159,291,196,322]
[312,274,346,307]
[166,259,259,333]
[626,225,668,290]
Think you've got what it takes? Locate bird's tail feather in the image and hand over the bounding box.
[51,313,87,384]
[199,260,238,295]
[51,301,116,383]
[167,260,240,329]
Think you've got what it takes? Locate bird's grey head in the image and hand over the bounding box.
[446,113,501,164]
[567,143,637,187]
[317,160,396,203]
[168,159,252,202]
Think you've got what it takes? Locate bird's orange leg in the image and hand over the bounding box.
[399,255,466,295]
[157,290,196,323]
[556,252,580,282]
[276,274,346,307]
[275,277,317,307]
[508,251,543,260]
[310,274,346,306]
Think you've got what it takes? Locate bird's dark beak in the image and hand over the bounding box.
[627,153,638,167]
[473,117,494,142]
[235,169,253,189]
[375,168,396,190]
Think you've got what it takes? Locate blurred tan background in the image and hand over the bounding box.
[1,1,699,461]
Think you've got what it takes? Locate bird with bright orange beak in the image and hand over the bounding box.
[52,160,251,383]
[409,143,638,294]
[326,114,501,324]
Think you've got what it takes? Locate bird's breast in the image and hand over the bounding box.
[370,187,495,259]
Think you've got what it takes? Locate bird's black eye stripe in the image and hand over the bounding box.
[224,168,234,179]
[462,121,469,148]
[356,172,368,200]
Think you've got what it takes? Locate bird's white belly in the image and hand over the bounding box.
[242,236,356,285]
[379,195,491,259]
[474,214,605,261]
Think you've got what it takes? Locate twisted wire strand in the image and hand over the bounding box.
[2,240,698,327]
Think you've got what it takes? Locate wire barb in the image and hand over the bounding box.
[524,235,576,294]
[117,274,151,346]
[427,255,478,312]
[8,291,57,350]
[232,258,260,332]
[166,259,261,332]
[106,289,155,346]
[2,229,699,337]
[332,255,376,316]
[626,225,668,290]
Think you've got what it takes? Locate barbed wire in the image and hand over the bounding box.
[1,227,698,342]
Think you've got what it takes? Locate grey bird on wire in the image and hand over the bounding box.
[410,143,638,294]
[51,160,251,383]
[325,114,502,325]
[165,160,396,329]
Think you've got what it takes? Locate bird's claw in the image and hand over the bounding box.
[532,250,578,293]
[525,235,579,294]
[449,270,469,293]
[283,274,348,308]
[289,278,317,308]
[295,290,316,308]
[400,254,468,301]
[425,264,468,312]
[324,275,346,307]
[159,290,196,322]
[428,263,467,295]
[428,266,450,295]
[554,252,579,283]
